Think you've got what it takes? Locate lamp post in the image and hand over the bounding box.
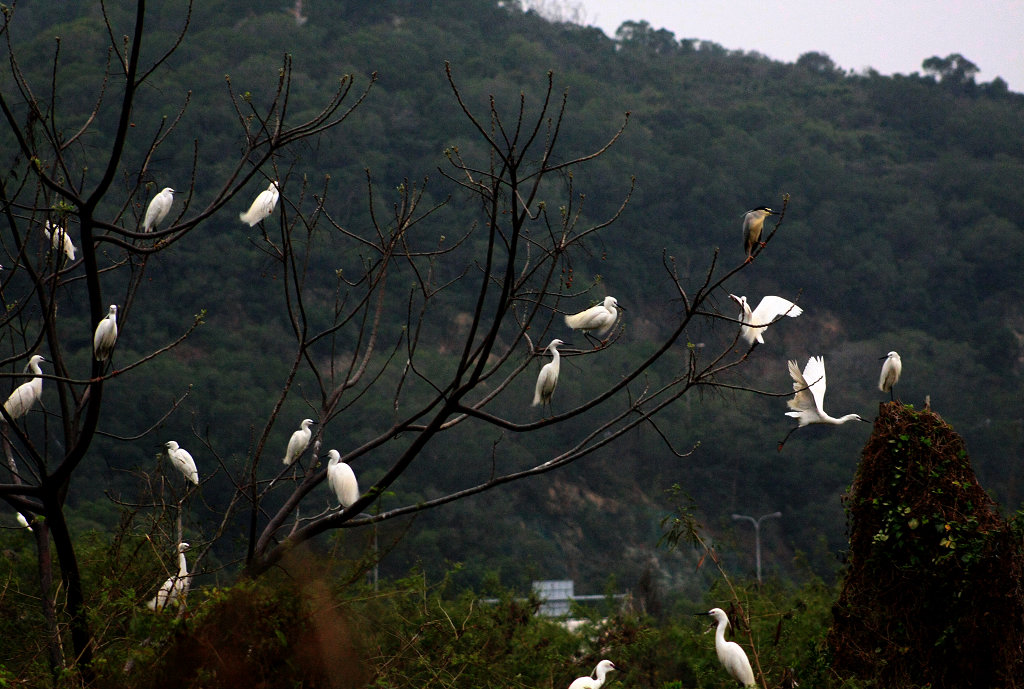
[732,511,782,584]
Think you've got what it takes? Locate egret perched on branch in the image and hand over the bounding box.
[239,181,279,226]
[879,351,902,401]
[532,339,566,410]
[568,659,617,689]
[779,356,868,450]
[742,206,776,261]
[283,418,316,466]
[696,608,756,687]
[93,305,118,362]
[165,441,199,485]
[728,294,802,348]
[147,542,191,612]
[44,221,76,261]
[565,296,622,346]
[326,449,359,508]
[143,187,175,232]
[3,355,46,420]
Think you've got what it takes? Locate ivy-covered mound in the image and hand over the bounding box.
[828,403,1024,688]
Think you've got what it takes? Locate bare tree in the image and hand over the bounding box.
[0,1,368,680]
[236,63,788,578]
[0,1,785,682]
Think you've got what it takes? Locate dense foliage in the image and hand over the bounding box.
[831,402,1024,686]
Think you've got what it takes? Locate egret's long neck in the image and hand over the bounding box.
[29,361,42,375]
[178,552,188,576]
[549,347,560,369]
[826,413,862,426]
[715,617,728,647]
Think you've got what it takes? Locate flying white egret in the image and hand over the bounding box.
[93,305,119,362]
[567,659,617,689]
[239,181,279,226]
[779,355,868,450]
[3,355,46,420]
[326,449,360,508]
[147,542,191,612]
[143,187,175,232]
[532,339,566,409]
[728,294,802,347]
[43,221,76,261]
[283,418,316,466]
[565,296,622,346]
[879,351,902,401]
[697,608,756,687]
[165,440,199,485]
[742,206,776,261]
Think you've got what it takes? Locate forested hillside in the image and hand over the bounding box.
[3,0,1023,610]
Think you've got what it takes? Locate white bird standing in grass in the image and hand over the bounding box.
[93,305,118,362]
[143,187,175,232]
[779,355,868,450]
[326,449,359,508]
[565,296,622,346]
[165,441,199,485]
[283,418,315,466]
[728,294,802,348]
[532,339,565,410]
[44,221,76,261]
[239,181,279,226]
[879,351,902,401]
[147,542,190,612]
[697,608,756,687]
[568,659,617,689]
[3,355,46,420]
[742,206,776,261]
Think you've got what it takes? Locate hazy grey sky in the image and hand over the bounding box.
[576,0,1024,92]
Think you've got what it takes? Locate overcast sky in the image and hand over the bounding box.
[573,0,1024,93]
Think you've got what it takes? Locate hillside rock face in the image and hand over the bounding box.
[829,403,1024,688]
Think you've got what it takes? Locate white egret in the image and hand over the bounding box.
[93,305,118,362]
[326,449,360,508]
[3,355,46,420]
[568,659,617,689]
[697,608,756,687]
[16,512,31,530]
[147,542,191,612]
[532,339,565,409]
[728,294,802,347]
[779,355,868,450]
[742,206,776,261]
[239,181,279,226]
[143,187,175,232]
[44,221,76,261]
[165,440,199,485]
[565,296,622,346]
[283,418,316,466]
[879,351,902,401]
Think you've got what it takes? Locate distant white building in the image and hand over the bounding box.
[532,580,626,617]
[534,579,576,616]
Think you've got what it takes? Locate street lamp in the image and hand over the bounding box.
[732,511,782,584]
